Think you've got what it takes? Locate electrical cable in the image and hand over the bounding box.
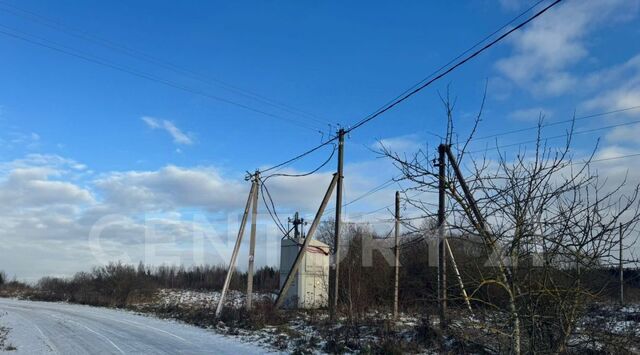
[261,139,337,174]
[470,105,640,142]
[578,152,640,165]
[358,0,547,128]
[342,104,640,212]
[0,0,331,128]
[256,143,336,233]
[468,119,640,155]
[344,105,640,212]
[347,0,563,133]
[260,180,288,236]
[262,143,337,181]
[260,0,563,173]
[0,24,323,133]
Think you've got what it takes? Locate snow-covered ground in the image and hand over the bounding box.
[0,297,278,354]
[151,289,274,310]
[137,289,426,353]
[4,288,636,353]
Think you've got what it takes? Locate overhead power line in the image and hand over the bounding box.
[262,143,337,181]
[0,0,331,128]
[471,105,640,142]
[580,152,640,165]
[260,0,563,173]
[468,119,640,155]
[352,149,640,217]
[261,139,337,173]
[349,151,640,226]
[356,190,430,219]
[271,0,565,213]
[356,0,547,130]
[0,24,324,132]
[323,176,401,216]
[330,105,640,216]
[346,0,563,133]
[260,179,288,236]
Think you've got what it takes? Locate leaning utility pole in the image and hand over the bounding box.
[215,179,256,318]
[437,144,447,329]
[246,171,260,310]
[445,238,472,313]
[275,174,339,309]
[330,128,345,321]
[620,223,624,305]
[393,191,400,320]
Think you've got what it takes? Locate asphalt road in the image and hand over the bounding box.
[0,298,270,354]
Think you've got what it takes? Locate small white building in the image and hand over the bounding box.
[279,237,329,309]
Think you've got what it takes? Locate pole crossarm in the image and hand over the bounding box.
[275,173,339,309]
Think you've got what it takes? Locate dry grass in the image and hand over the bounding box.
[0,317,16,352]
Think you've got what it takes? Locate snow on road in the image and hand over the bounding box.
[0,298,274,354]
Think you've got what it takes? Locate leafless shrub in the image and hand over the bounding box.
[15,262,278,308]
[381,91,640,354]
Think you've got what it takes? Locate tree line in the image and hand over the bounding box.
[0,263,278,308]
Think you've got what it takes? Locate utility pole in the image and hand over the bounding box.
[437,144,447,329]
[216,181,255,318]
[246,171,260,310]
[393,191,400,320]
[330,128,345,321]
[446,238,472,313]
[275,174,339,308]
[620,223,624,305]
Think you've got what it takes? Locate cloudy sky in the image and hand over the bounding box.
[1,0,639,280]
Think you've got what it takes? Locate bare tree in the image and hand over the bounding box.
[382,92,640,353]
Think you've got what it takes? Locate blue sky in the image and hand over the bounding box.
[1,0,640,279]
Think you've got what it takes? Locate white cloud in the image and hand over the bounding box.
[585,55,640,113]
[0,168,93,209]
[581,54,640,116]
[0,156,242,279]
[0,131,42,150]
[605,124,640,143]
[496,0,639,96]
[0,153,405,280]
[95,166,245,213]
[0,154,94,211]
[141,116,194,145]
[508,107,552,122]
[373,134,422,153]
[0,144,637,280]
[587,146,640,198]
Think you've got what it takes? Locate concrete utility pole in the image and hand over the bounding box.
[446,238,472,313]
[246,171,260,310]
[275,174,339,309]
[216,180,256,318]
[393,191,400,320]
[620,223,624,305]
[330,128,345,321]
[437,144,447,329]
